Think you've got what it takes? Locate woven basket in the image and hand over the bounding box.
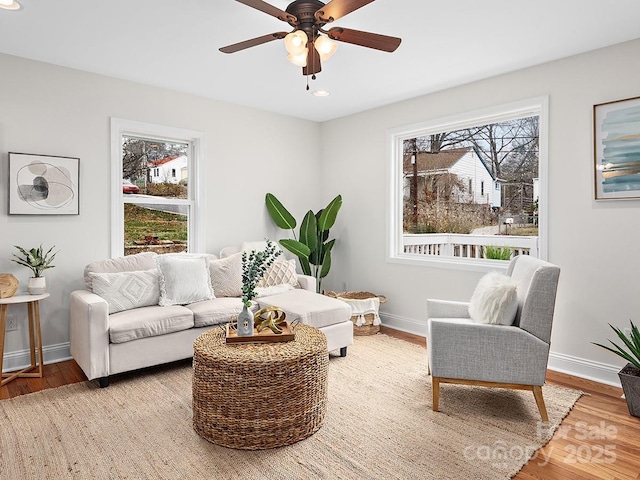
[326,291,387,336]
[192,325,328,450]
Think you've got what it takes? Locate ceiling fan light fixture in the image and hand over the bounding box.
[314,35,338,62]
[0,0,21,10]
[287,51,308,67]
[284,30,308,56]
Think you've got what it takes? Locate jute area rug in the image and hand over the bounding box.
[0,334,581,480]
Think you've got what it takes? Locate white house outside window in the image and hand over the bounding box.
[110,118,205,258]
[388,97,549,269]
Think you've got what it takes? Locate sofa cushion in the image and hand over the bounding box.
[156,254,215,306]
[186,297,244,328]
[108,305,195,344]
[468,272,519,325]
[209,252,243,297]
[84,251,158,292]
[257,289,351,329]
[257,259,299,288]
[89,269,160,314]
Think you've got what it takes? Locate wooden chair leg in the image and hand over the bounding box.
[532,385,549,422]
[432,377,440,412]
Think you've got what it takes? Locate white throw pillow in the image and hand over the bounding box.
[90,269,160,314]
[84,251,158,292]
[468,272,519,325]
[209,252,243,297]
[257,259,299,288]
[156,254,215,306]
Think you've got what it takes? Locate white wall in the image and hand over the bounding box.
[3,38,640,387]
[320,38,640,386]
[0,53,321,367]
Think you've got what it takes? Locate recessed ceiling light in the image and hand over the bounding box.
[0,0,21,11]
[312,90,331,97]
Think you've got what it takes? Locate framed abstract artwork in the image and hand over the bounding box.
[594,96,640,200]
[8,152,79,215]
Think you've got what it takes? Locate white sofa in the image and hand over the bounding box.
[70,249,353,387]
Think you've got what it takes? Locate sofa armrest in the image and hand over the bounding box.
[297,274,316,292]
[426,299,470,319]
[69,290,110,380]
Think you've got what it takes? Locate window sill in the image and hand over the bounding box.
[387,253,510,273]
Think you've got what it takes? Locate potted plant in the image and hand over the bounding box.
[265,192,342,293]
[11,244,58,295]
[593,321,640,417]
[237,239,281,336]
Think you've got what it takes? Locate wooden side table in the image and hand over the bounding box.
[0,293,49,386]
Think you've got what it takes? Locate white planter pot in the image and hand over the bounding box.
[28,276,46,295]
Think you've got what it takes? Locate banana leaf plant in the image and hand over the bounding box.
[265,193,342,293]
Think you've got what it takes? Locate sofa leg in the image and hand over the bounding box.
[98,377,109,388]
[339,347,347,357]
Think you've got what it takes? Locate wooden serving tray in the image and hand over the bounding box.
[226,321,294,344]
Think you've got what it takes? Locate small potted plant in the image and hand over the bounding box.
[11,244,58,295]
[593,321,640,417]
[237,239,281,336]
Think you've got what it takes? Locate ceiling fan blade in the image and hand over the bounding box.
[234,0,297,23]
[326,27,401,52]
[219,32,288,53]
[302,43,322,76]
[315,0,375,23]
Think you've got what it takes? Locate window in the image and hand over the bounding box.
[388,97,548,269]
[110,118,204,257]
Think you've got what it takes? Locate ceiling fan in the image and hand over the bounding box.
[219,0,401,82]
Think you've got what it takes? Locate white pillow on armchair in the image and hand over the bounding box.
[468,271,518,326]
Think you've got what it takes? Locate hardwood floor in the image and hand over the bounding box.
[2,327,639,479]
[378,326,640,480]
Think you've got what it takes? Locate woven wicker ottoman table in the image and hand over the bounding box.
[192,324,329,450]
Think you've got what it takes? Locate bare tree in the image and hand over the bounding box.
[122,136,187,183]
[468,116,538,179]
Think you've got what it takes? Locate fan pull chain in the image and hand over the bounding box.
[305,74,317,92]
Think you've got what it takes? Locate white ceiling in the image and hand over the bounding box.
[1,0,640,122]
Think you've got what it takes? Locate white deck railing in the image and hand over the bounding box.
[403,233,538,259]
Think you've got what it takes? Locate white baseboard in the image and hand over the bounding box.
[1,342,71,373]
[380,313,622,388]
[380,312,427,337]
[548,351,622,388]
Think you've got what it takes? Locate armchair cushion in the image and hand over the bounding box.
[468,272,518,325]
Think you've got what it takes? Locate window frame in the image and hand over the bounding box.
[387,96,549,271]
[110,118,205,258]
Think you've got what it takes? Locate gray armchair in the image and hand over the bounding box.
[427,255,560,421]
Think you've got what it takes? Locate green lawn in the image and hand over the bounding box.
[124,204,187,245]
